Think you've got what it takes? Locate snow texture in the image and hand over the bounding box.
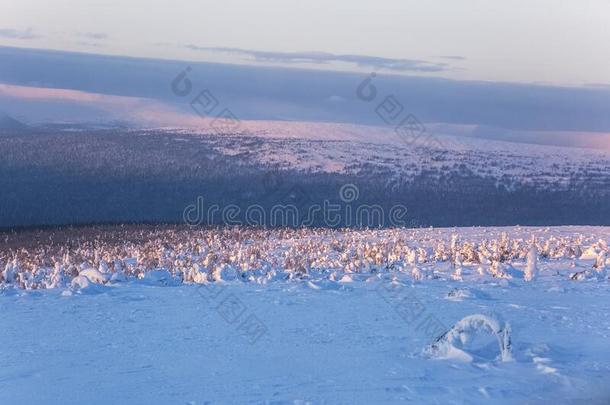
[1,225,610,404]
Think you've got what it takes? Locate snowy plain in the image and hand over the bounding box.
[1,225,610,404]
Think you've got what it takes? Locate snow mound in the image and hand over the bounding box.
[138,269,181,286]
[425,314,512,363]
[306,279,351,291]
[68,275,108,294]
[79,268,109,284]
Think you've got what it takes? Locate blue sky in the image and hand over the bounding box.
[1,0,609,86]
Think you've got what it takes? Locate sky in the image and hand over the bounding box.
[0,0,609,86]
[0,1,610,150]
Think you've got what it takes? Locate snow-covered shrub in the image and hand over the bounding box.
[524,244,538,282]
[2,259,17,284]
[71,275,92,290]
[411,266,422,281]
[79,267,109,284]
[593,249,607,280]
[452,252,463,281]
[425,314,512,363]
[139,269,181,286]
[184,264,209,284]
[489,260,511,279]
[0,225,607,290]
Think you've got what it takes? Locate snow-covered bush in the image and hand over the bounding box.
[0,225,606,290]
[425,314,512,363]
[524,244,538,282]
[452,252,463,281]
[593,249,607,280]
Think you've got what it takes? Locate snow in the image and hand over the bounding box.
[79,267,110,284]
[425,314,513,363]
[525,245,538,282]
[163,121,610,192]
[139,269,182,286]
[1,225,610,404]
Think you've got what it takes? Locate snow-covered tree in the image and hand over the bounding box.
[452,252,463,281]
[524,244,538,282]
[593,249,607,280]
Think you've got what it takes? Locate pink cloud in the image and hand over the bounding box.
[0,83,204,127]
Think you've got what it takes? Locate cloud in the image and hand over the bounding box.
[184,45,449,73]
[438,55,466,61]
[1,45,609,137]
[0,28,39,40]
[76,41,105,48]
[0,83,610,149]
[0,82,199,127]
[3,81,609,150]
[77,32,108,40]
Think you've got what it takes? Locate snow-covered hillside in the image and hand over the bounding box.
[1,226,609,404]
[166,120,610,192]
[1,123,609,227]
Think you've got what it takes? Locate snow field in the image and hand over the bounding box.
[1,225,609,404]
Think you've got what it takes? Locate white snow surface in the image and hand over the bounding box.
[1,225,610,404]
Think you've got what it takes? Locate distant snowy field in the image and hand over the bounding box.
[1,225,610,404]
[166,121,610,189]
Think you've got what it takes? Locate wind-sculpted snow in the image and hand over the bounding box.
[425,314,513,363]
[1,225,608,290]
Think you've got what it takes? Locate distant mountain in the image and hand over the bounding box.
[0,112,27,130]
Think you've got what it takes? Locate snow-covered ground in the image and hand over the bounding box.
[164,121,610,191]
[1,225,610,404]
